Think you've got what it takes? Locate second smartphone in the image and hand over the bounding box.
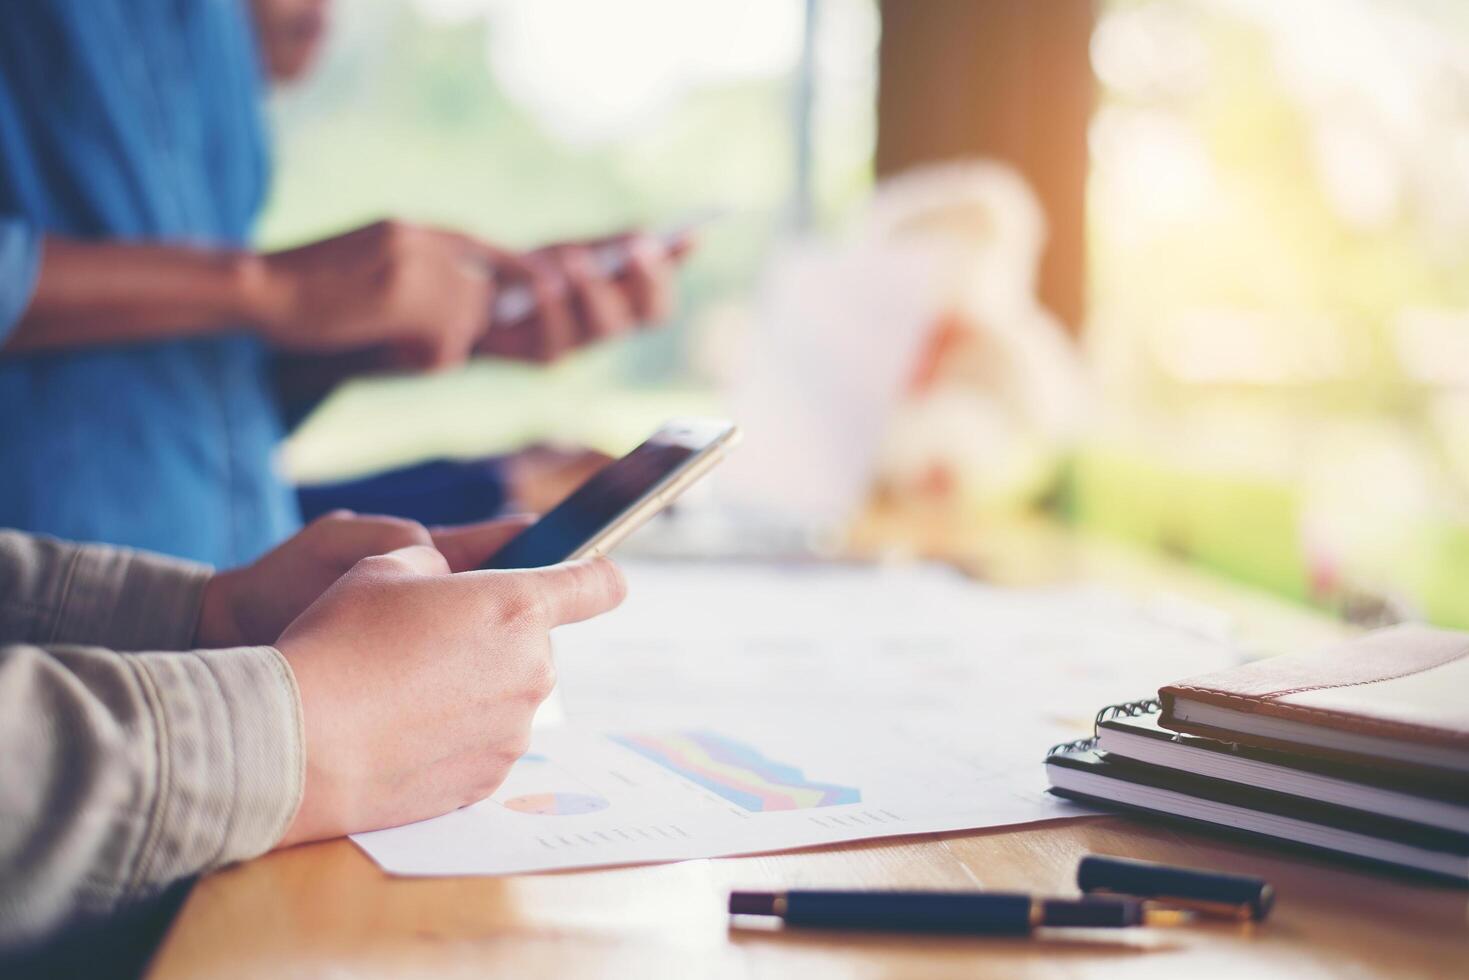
[479,417,740,569]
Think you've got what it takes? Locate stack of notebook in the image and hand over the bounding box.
[1045,624,1469,882]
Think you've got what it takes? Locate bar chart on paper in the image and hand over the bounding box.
[611,731,861,811]
[351,717,1076,877]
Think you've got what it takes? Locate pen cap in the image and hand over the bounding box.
[1077,855,1274,921]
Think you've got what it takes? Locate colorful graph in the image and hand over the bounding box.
[611,731,860,812]
[502,792,610,816]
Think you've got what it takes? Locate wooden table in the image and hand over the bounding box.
[147,515,1468,979]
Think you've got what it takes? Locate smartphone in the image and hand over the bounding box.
[479,418,741,569]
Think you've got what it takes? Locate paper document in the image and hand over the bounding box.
[353,713,1071,876]
[715,240,941,525]
[353,562,1240,876]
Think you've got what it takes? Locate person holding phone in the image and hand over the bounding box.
[0,0,682,566]
[0,512,627,953]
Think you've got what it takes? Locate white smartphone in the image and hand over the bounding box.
[479,418,740,569]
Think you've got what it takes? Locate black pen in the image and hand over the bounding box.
[1077,855,1274,922]
[728,890,1188,935]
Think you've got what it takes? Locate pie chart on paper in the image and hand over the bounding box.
[501,792,611,816]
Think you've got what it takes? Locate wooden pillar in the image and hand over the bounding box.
[876,0,1096,334]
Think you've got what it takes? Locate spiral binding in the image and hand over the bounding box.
[1095,697,1162,728]
[1046,733,1100,757]
[1045,696,1161,759]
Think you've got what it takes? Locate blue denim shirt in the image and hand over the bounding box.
[0,0,298,566]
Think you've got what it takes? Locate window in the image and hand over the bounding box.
[265,0,877,482]
[1081,0,1469,625]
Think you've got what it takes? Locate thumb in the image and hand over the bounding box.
[430,515,537,572]
[513,557,627,627]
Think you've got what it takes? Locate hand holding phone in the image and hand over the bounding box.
[479,418,740,570]
[488,210,723,329]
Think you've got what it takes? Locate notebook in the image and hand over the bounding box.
[1044,746,1469,882]
[1158,625,1469,774]
[1093,699,1469,833]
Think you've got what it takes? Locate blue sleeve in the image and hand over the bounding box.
[0,217,41,343]
[295,458,510,527]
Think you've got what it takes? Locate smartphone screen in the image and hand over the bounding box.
[479,419,737,570]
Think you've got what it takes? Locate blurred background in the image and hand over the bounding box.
[272,0,1469,628]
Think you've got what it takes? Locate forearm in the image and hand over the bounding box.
[2,236,280,354]
[0,641,304,948]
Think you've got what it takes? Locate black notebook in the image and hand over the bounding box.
[1045,699,1469,882]
[1093,698,1469,833]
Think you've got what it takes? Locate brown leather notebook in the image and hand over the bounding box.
[1159,624,1469,776]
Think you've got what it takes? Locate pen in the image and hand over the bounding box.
[1077,855,1274,922]
[727,890,1188,935]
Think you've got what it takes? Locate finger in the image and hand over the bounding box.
[429,515,538,573]
[526,254,577,362]
[427,230,525,354]
[440,230,538,281]
[426,234,497,364]
[513,557,627,626]
[621,234,675,324]
[423,324,478,373]
[476,331,540,361]
[474,318,538,359]
[561,246,634,341]
[311,513,433,563]
[372,543,452,578]
[665,231,698,261]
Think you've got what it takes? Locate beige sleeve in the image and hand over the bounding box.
[0,533,304,947]
[0,530,212,651]
[0,642,304,948]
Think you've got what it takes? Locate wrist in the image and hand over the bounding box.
[195,569,248,648]
[275,769,337,849]
[272,635,345,849]
[233,251,294,337]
